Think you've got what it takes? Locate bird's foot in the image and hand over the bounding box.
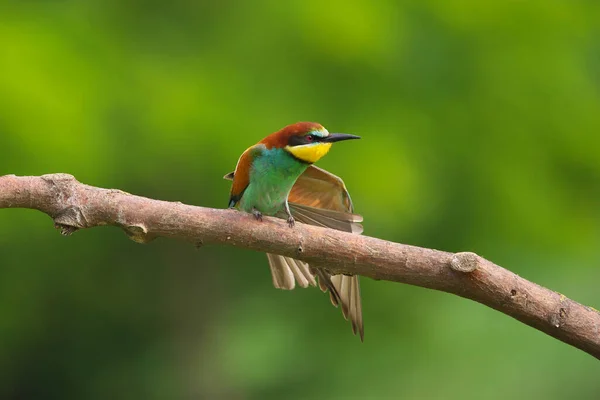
[287,215,295,228]
[252,208,263,221]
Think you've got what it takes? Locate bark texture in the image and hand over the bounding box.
[1,173,599,359]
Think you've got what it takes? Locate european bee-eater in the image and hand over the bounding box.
[224,122,364,340]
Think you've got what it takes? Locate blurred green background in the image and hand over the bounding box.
[1,0,600,399]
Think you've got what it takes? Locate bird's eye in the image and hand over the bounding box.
[306,135,314,142]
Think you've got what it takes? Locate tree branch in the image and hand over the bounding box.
[1,173,599,358]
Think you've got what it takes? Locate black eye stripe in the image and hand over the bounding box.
[288,134,321,146]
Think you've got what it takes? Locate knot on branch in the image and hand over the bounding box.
[548,296,571,328]
[123,223,155,244]
[449,252,480,273]
[41,173,77,183]
[42,175,87,235]
[548,307,569,328]
[53,206,86,235]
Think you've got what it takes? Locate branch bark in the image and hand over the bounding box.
[1,173,599,359]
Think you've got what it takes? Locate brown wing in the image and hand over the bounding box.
[289,165,364,341]
[227,144,264,207]
[288,165,355,211]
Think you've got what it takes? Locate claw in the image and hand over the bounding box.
[284,200,295,228]
[252,208,263,221]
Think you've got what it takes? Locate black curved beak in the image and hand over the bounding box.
[323,133,361,143]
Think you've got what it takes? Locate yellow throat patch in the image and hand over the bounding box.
[285,142,333,163]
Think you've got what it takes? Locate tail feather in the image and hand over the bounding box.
[284,257,316,288]
[266,254,295,289]
[310,266,342,308]
[350,275,363,339]
[331,274,363,340]
[266,254,316,290]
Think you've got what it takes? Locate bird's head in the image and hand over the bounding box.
[263,122,360,164]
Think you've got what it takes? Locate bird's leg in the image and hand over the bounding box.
[252,207,263,221]
[284,200,295,228]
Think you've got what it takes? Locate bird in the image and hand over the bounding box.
[223,121,365,340]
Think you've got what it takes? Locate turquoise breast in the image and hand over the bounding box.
[238,148,309,216]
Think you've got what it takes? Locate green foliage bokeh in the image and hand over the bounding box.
[1,1,600,399]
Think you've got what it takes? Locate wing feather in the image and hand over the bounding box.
[290,203,363,234]
[289,166,365,341]
[228,144,265,207]
[288,165,356,212]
